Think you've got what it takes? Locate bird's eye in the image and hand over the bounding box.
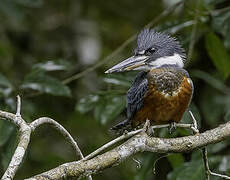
[145,47,156,55]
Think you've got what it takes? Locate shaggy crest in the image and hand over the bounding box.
[135,28,186,61]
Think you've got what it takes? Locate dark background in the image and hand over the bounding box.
[0,0,230,179]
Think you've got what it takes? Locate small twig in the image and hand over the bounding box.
[84,121,197,161]
[29,117,93,180]
[210,172,230,179]
[62,36,135,85]
[187,0,200,62]
[30,117,84,159]
[189,110,199,134]
[84,129,142,160]
[16,95,21,117]
[211,6,230,15]
[151,122,198,134]
[0,111,19,127]
[152,154,169,174]
[202,147,230,180]
[132,158,142,169]
[189,110,197,130]
[202,148,210,180]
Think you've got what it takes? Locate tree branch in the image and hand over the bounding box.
[26,122,230,179]
[84,129,142,161]
[202,147,230,180]
[1,96,32,180]
[30,117,84,159]
[1,97,230,180]
[84,119,198,161]
[0,96,92,180]
[29,117,93,180]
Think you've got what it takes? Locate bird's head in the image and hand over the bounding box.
[105,28,186,74]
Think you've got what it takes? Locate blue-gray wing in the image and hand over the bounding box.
[126,71,148,120]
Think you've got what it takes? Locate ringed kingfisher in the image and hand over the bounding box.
[105,28,193,131]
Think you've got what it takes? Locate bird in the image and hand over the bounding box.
[105,28,193,131]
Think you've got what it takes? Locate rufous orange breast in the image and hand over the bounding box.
[131,67,193,128]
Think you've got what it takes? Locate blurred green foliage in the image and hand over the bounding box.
[0,0,230,179]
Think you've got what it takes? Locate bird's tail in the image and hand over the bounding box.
[110,119,132,132]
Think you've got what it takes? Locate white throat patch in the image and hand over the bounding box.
[149,53,184,68]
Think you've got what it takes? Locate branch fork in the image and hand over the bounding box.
[0,96,92,180]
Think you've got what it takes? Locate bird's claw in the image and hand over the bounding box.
[143,119,154,136]
[123,130,129,136]
[169,122,177,134]
[142,119,150,132]
[191,125,199,135]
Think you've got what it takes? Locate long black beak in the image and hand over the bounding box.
[105,55,148,73]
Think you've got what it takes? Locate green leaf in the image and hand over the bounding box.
[133,153,157,180]
[211,9,230,49]
[76,92,126,125]
[161,20,195,34]
[200,87,224,126]
[0,1,27,30]
[204,0,227,6]
[0,40,13,60]
[205,32,230,79]
[0,121,14,146]
[76,94,99,113]
[224,108,230,122]
[0,73,13,97]
[103,74,132,87]
[94,95,126,124]
[167,159,205,180]
[191,70,230,93]
[218,155,230,173]
[14,0,43,8]
[167,154,184,169]
[21,70,71,97]
[1,131,16,170]
[208,141,230,154]
[32,60,72,72]
[168,151,222,180]
[21,100,37,122]
[193,70,230,126]
[214,95,230,123]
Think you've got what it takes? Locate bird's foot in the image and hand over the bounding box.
[143,119,154,136]
[142,119,150,132]
[169,122,177,134]
[123,130,129,136]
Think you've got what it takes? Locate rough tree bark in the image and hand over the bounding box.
[1,96,230,180]
[26,123,230,179]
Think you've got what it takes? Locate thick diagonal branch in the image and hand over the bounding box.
[27,122,230,180]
